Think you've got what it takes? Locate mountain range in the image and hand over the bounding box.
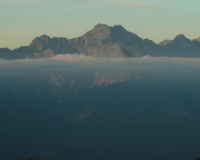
[1,24,200,60]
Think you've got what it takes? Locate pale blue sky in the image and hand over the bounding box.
[1,0,200,49]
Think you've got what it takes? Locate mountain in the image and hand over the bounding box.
[194,37,200,41]
[192,38,200,50]
[159,40,172,46]
[143,38,163,56]
[164,34,200,57]
[76,24,164,57]
[1,24,200,59]
[69,24,140,57]
[13,35,76,59]
[0,47,13,60]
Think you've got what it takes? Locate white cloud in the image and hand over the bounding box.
[50,54,200,71]
[1,55,200,81]
[51,54,98,62]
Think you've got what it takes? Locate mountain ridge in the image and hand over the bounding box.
[1,24,200,60]
[159,40,172,46]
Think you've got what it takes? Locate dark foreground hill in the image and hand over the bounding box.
[1,58,200,160]
[1,24,200,60]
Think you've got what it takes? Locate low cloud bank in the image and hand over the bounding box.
[51,54,200,70]
[0,54,200,78]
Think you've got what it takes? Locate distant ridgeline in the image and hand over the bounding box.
[1,24,200,60]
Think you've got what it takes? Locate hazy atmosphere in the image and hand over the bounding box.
[1,1,200,160]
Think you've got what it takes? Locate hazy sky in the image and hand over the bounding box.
[1,0,200,49]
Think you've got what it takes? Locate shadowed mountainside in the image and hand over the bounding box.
[1,24,200,60]
[164,34,200,57]
[1,64,200,160]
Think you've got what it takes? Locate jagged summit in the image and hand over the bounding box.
[38,34,51,41]
[82,24,112,41]
[113,24,124,28]
[93,23,125,29]
[78,24,140,57]
[0,47,10,51]
[176,34,186,38]
[172,34,191,43]
[30,34,51,45]
[94,23,110,29]
[29,35,50,52]
[82,24,130,41]
[83,24,142,46]
[172,34,191,42]
[164,34,199,57]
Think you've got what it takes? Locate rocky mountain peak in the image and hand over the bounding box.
[194,37,200,41]
[30,35,51,44]
[111,24,128,35]
[29,35,52,52]
[112,24,125,30]
[85,24,131,42]
[0,47,12,53]
[176,34,185,38]
[174,34,189,41]
[94,23,110,29]
[159,40,172,46]
[82,24,112,41]
[165,34,199,57]
[171,34,191,45]
[39,34,51,42]
[1,47,10,50]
